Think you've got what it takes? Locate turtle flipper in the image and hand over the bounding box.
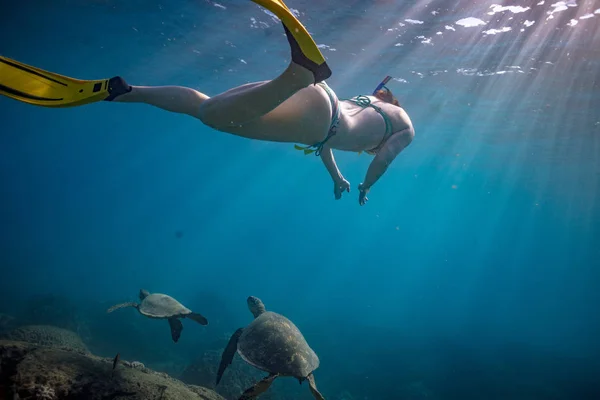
[239,373,279,400]
[106,302,138,313]
[187,312,208,325]
[168,318,183,343]
[306,373,325,400]
[216,327,244,385]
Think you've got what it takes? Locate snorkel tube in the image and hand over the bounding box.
[372,75,392,95]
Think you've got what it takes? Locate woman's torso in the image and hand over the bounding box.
[329,95,413,153]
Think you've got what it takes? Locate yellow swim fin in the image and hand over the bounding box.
[0,55,130,108]
[251,0,332,83]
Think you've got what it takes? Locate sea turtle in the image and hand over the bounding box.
[216,296,325,400]
[106,289,208,343]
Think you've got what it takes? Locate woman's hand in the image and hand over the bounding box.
[358,183,370,206]
[334,178,351,200]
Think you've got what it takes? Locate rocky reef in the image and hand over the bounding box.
[0,339,226,400]
[19,294,90,340]
[3,325,90,354]
[0,314,16,336]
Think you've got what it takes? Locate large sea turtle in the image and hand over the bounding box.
[107,289,208,343]
[216,296,325,400]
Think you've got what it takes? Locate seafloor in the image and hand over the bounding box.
[0,297,307,400]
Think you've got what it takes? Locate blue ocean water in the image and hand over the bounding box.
[1,0,599,398]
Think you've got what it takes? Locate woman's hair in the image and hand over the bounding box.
[375,88,401,107]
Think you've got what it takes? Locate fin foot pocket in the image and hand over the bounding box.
[104,76,132,101]
[250,0,331,83]
[283,25,331,83]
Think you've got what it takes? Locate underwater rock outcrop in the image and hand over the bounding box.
[2,325,90,354]
[0,340,226,400]
[20,294,83,331]
[0,313,16,335]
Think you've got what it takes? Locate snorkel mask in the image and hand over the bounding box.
[372,75,392,95]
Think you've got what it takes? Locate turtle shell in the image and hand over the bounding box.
[237,311,319,378]
[138,293,191,319]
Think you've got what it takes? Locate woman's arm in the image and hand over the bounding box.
[320,147,351,200]
[359,127,414,205]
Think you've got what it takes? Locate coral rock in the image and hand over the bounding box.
[2,325,90,354]
[0,340,226,400]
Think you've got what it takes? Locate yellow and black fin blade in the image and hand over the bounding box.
[0,55,111,108]
[251,0,332,83]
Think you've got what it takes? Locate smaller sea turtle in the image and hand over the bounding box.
[216,296,325,400]
[107,289,208,342]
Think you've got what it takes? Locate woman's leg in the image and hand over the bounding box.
[113,59,313,129]
[196,61,313,128]
[113,84,209,117]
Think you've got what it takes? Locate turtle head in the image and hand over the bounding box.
[247,296,266,318]
[139,289,150,300]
